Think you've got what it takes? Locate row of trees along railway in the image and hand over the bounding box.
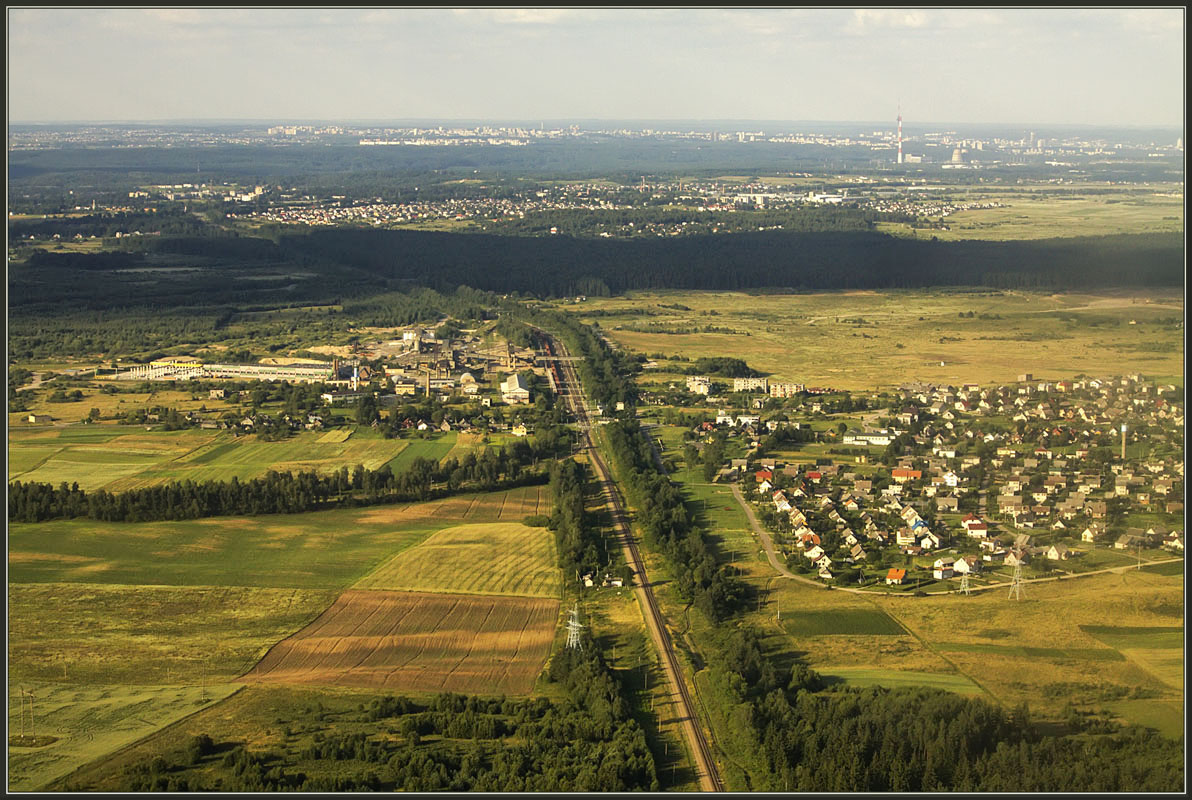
[515,307,1183,793]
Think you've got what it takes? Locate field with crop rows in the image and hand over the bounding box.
[6,683,241,793]
[8,485,551,590]
[241,590,559,696]
[354,523,560,598]
[6,481,557,788]
[6,428,432,491]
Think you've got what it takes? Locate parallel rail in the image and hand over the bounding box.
[534,326,724,793]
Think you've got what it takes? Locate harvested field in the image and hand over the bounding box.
[354,522,560,598]
[242,590,559,696]
[352,484,548,526]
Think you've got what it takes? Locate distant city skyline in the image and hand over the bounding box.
[7,8,1185,126]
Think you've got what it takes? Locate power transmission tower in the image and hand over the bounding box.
[565,602,584,650]
[17,689,26,739]
[1008,563,1025,601]
[959,571,971,596]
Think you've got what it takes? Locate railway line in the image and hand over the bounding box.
[533,327,724,793]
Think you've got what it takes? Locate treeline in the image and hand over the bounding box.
[701,629,1183,792]
[520,310,745,620]
[109,634,657,792]
[9,209,210,240]
[604,418,746,620]
[548,459,626,589]
[25,250,147,270]
[8,285,495,360]
[483,204,890,238]
[514,308,638,410]
[9,443,550,524]
[684,357,761,378]
[281,227,1184,296]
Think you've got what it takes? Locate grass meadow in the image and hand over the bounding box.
[877,569,1184,729]
[572,289,1184,390]
[6,428,468,492]
[5,484,552,789]
[7,683,242,793]
[873,186,1184,242]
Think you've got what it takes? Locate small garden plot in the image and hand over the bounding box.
[781,608,905,637]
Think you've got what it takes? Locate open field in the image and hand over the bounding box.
[6,683,242,793]
[384,433,460,473]
[781,608,905,637]
[7,483,557,786]
[573,289,1184,390]
[9,386,214,431]
[241,590,559,696]
[874,187,1184,242]
[8,583,338,685]
[876,569,1184,726]
[8,485,550,590]
[354,522,560,598]
[6,428,420,491]
[817,667,984,695]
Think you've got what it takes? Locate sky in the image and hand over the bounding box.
[6,7,1185,126]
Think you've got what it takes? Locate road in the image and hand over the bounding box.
[728,482,1183,596]
[535,328,724,793]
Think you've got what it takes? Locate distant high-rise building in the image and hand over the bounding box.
[897,105,903,164]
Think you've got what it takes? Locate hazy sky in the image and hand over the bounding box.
[7,7,1185,125]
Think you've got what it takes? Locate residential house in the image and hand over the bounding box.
[932,557,955,580]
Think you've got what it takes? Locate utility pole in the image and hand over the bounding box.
[1008,563,1024,601]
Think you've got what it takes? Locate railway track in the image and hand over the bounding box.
[532,326,724,793]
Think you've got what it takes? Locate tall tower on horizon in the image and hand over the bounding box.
[897,104,903,165]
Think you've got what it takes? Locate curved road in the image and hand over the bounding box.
[535,328,724,793]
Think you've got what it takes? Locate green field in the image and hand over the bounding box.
[781,608,906,637]
[573,289,1185,390]
[6,428,425,492]
[6,483,554,789]
[353,522,561,598]
[933,642,1126,662]
[1079,625,1184,651]
[8,485,547,590]
[384,432,460,473]
[1104,698,1185,739]
[876,190,1184,242]
[817,668,985,695]
[1140,560,1186,576]
[7,683,242,793]
[8,583,338,685]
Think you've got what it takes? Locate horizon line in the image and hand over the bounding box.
[8,118,1184,129]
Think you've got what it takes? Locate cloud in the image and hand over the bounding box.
[142,9,203,25]
[850,9,930,30]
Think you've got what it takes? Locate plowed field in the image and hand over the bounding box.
[241,590,558,696]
